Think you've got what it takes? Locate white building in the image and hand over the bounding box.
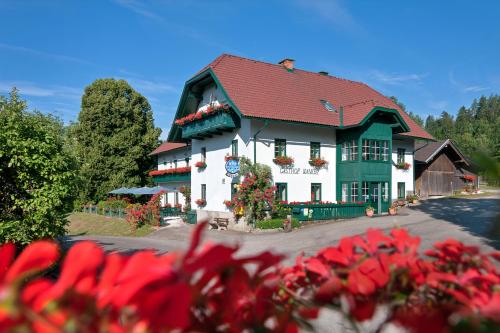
[150,55,434,221]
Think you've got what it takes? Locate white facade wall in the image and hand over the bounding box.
[251,120,337,203]
[190,119,252,212]
[191,119,337,213]
[391,139,415,199]
[156,147,191,208]
[157,147,191,170]
[196,84,227,111]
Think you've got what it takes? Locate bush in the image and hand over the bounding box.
[256,218,300,230]
[97,197,130,210]
[0,90,77,245]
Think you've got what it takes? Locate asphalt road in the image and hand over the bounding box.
[66,195,500,264]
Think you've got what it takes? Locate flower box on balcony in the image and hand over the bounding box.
[273,156,294,166]
[395,162,411,170]
[177,105,239,140]
[309,157,328,168]
[149,166,191,183]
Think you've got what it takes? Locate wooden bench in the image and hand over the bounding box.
[209,217,229,230]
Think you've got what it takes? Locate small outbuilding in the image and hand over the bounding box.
[415,139,477,197]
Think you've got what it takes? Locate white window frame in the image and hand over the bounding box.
[341,183,348,202]
[351,182,358,202]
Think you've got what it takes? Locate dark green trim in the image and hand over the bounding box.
[167,68,242,142]
[274,138,287,157]
[397,182,405,199]
[245,116,332,129]
[152,172,191,183]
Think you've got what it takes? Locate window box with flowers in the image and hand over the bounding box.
[148,166,191,182]
[195,161,207,169]
[395,162,411,170]
[309,157,328,168]
[273,156,294,166]
[195,199,206,207]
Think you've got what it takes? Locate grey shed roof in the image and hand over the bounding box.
[414,139,469,165]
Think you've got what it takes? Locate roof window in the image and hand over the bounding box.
[320,99,336,112]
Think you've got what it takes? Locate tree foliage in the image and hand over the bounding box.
[424,95,500,160]
[0,89,77,244]
[72,79,161,202]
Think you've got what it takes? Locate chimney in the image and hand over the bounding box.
[318,71,329,76]
[278,58,295,71]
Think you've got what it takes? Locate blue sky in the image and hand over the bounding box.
[1,0,499,139]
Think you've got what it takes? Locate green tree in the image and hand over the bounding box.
[73,79,161,201]
[0,89,77,244]
[389,96,424,127]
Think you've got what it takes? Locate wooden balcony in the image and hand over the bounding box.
[151,172,190,183]
[181,112,238,139]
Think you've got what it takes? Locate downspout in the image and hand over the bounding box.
[253,120,269,164]
[339,106,344,128]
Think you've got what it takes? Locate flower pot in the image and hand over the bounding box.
[388,207,397,215]
[366,209,374,217]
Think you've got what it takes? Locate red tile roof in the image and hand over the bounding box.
[150,142,187,155]
[197,54,433,140]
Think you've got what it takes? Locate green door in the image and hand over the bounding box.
[370,182,381,214]
[370,181,390,214]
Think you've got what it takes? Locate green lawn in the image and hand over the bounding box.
[67,212,154,237]
[449,191,497,199]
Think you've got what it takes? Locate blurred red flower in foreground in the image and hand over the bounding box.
[1,223,499,332]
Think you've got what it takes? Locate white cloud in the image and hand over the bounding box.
[295,0,360,32]
[0,42,93,66]
[449,71,489,93]
[371,70,428,85]
[0,81,82,100]
[112,0,164,21]
[116,77,178,94]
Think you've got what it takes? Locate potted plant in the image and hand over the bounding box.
[365,205,374,217]
[195,199,206,207]
[388,202,397,216]
[273,156,294,166]
[195,161,207,169]
[406,194,419,204]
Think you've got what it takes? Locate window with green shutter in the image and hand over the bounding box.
[275,183,288,202]
[274,139,286,157]
[397,182,405,199]
[311,183,322,202]
[310,142,320,159]
[397,148,405,164]
[231,139,238,157]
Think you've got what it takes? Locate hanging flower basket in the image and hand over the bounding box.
[223,200,233,208]
[224,155,239,162]
[395,162,411,170]
[195,161,207,169]
[195,199,206,207]
[273,156,294,166]
[309,157,328,168]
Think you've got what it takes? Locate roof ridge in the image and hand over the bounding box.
[212,53,367,85]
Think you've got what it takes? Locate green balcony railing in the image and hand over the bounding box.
[284,203,367,222]
[152,172,191,183]
[181,112,238,139]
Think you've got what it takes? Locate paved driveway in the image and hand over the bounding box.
[66,195,500,265]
